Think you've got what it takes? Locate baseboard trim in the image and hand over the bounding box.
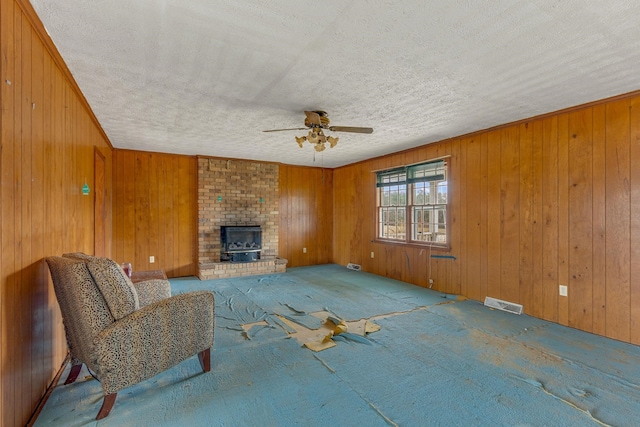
[26,354,70,427]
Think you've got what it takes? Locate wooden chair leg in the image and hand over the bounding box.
[198,348,211,372]
[64,364,83,385]
[96,393,117,420]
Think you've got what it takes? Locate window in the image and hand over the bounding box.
[376,159,448,245]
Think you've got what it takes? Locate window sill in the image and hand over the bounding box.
[372,239,451,252]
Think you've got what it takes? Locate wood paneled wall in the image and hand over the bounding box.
[114,159,332,272]
[112,150,197,278]
[0,1,113,425]
[279,165,333,267]
[333,93,640,345]
[111,158,332,271]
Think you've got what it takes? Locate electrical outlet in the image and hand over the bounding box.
[429,278,434,287]
[559,285,568,297]
[303,247,307,254]
[371,251,375,258]
[149,255,155,263]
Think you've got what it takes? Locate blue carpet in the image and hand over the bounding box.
[35,264,640,426]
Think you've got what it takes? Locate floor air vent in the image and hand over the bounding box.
[346,263,362,271]
[484,296,523,315]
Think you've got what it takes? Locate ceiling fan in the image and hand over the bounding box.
[263,111,373,152]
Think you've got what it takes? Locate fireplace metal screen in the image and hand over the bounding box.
[220,226,262,262]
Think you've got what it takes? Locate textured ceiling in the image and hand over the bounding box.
[30,0,640,168]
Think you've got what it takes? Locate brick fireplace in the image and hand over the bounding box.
[197,157,286,279]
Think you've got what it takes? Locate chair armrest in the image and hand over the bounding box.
[93,290,215,394]
[132,279,171,307]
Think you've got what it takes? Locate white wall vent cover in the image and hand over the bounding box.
[346,263,361,271]
[484,296,523,315]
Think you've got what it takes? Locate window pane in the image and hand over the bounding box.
[381,184,405,207]
[390,188,398,205]
[412,207,427,241]
[379,207,390,238]
[379,206,407,240]
[413,182,426,205]
[438,182,447,204]
[399,208,405,239]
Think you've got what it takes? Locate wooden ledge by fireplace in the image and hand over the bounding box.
[197,257,287,280]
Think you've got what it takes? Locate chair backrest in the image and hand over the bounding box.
[63,253,140,318]
[46,256,115,370]
[85,257,140,319]
[62,252,99,262]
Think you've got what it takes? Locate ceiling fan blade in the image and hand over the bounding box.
[262,127,308,133]
[329,126,374,134]
[304,111,323,126]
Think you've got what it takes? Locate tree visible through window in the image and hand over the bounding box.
[376,159,448,245]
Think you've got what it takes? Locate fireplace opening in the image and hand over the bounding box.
[220,226,262,262]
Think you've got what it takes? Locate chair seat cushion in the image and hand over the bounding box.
[87,258,140,320]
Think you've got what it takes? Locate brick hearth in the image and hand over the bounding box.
[198,257,287,280]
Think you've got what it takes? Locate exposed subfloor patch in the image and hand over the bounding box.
[35,264,640,427]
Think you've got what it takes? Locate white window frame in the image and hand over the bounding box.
[376,158,449,247]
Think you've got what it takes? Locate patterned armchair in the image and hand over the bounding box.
[46,255,215,419]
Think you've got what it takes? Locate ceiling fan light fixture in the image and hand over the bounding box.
[270,110,371,152]
[307,130,320,144]
[297,127,337,151]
